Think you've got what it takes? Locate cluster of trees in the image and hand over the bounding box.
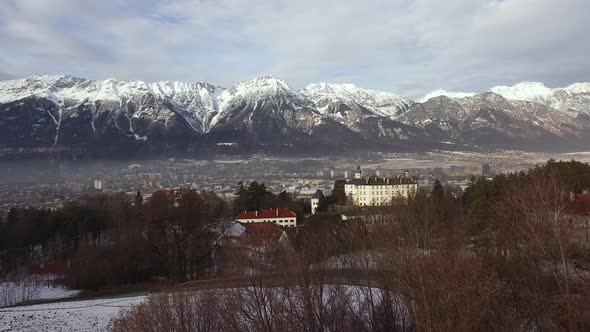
[112,219,523,331]
[0,189,227,290]
[233,181,307,222]
[313,179,347,213]
[390,159,590,330]
[463,159,590,254]
[1,180,308,290]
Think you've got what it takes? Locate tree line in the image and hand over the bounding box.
[1,180,314,290]
[0,189,227,290]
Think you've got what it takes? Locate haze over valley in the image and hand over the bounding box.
[2,1,590,331]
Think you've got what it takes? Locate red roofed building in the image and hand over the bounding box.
[235,208,297,228]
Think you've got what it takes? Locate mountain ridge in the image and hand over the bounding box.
[1,74,589,158]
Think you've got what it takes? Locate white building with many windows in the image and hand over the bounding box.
[235,208,297,228]
[344,166,418,206]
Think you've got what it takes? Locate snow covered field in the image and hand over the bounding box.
[0,283,409,331]
[0,295,146,332]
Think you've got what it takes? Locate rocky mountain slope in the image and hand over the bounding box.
[1,75,589,158]
[299,83,431,145]
[410,81,590,149]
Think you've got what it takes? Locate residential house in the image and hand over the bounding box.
[235,208,297,228]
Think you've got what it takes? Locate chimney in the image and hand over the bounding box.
[276,208,279,216]
[255,210,258,216]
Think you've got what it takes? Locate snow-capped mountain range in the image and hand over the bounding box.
[420,81,590,114]
[1,74,589,157]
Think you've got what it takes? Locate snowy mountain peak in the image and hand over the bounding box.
[563,82,590,94]
[416,81,590,117]
[490,81,554,102]
[233,75,293,92]
[302,82,404,100]
[223,76,306,104]
[302,82,361,93]
[419,89,477,102]
[0,75,224,104]
[301,82,412,120]
[302,82,406,102]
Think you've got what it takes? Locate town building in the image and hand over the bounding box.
[235,208,297,227]
[344,166,418,206]
[93,180,103,190]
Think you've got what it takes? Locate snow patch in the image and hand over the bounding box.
[0,295,145,331]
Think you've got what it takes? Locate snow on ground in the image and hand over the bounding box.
[36,286,81,301]
[0,295,146,332]
[0,284,411,331]
[1,282,81,307]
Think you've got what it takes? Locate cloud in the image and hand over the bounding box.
[0,70,15,80]
[0,0,588,98]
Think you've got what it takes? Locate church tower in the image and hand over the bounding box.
[354,165,362,179]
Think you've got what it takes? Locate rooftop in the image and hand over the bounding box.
[235,208,296,219]
[347,176,417,186]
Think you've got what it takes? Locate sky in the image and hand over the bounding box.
[0,0,589,98]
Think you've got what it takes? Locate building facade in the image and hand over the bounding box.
[311,198,320,215]
[235,208,297,228]
[344,166,418,206]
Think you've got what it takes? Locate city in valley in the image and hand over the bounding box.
[2,0,590,330]
[3,150,590,211]
[2,148,590,331]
